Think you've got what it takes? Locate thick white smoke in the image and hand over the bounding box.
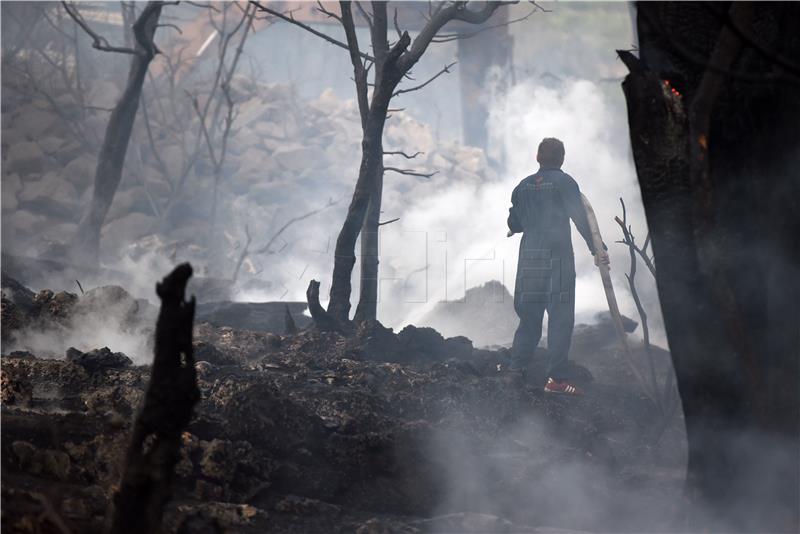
[382,77,666,346]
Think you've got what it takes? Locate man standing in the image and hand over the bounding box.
[507,138,608,395]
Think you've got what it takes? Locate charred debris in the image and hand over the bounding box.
[1,265,683,533]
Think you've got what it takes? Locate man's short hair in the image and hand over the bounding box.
[537,137,565,168]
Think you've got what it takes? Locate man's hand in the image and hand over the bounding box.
[594,249,610,267]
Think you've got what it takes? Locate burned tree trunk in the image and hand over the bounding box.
[622,3,800,531]
[328,91,394,322]
[66,2,164,266]
[354,182,383,322]
[253,2,511,326]
[110,263,199,534]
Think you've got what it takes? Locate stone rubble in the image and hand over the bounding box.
[2,73,497,287]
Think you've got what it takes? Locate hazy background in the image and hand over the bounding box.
[1,1,665,351]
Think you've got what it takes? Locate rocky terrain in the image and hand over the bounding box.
[1,273,686,533]
[1,63,495,301]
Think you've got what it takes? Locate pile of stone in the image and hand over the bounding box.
[2,70,497,287]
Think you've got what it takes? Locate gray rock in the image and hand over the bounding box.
[2,127,25,148]
[62,154,96,192]
[5,141,45,175]
[2,191,18,212]
[74,285,140,325]
[13,107,57,139]
[273,145,327,172]
[101,212,157,249]
[106,186,154,222]
[2,172,22,211]
[237,146,275,177]
[18,172,80,221]
[66,346,133,372]
[54,138,84,165]
[194,342,238,366]
[38,136,64,155]
[82,115,108,145]
[40,222,78,244]
[160,143,184,179]
[5,210,47,238]
[87,79,121,110]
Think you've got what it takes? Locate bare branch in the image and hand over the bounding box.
[616,198,662,412]
[397,1,515,72]
[384,167,438,179]
[63,2,137,54]
[316,0,342,23]
[186,1,220,12]
[353,1,372,29]
[249,1,374,62]
[393,61,456,97]
[232,223,254,282]
[340,1,369,130]
[142,98,175,190]
[614,199,656,278]
[252,197,341,256]
[529,1,551,13]
[84,105,114,113]
[432,6,540,43]
[378,217,400,226]
[384,150,423,159]
[157,22,182,34]
[186,90,219,168]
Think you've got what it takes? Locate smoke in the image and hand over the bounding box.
[423,409,687,532]
[5,300,155,365]
[1,2,666,351]
[377,76,667,348]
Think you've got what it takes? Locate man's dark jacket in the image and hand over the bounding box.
[508,167,596,262]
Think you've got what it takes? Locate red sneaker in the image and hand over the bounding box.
[543,377,583,395]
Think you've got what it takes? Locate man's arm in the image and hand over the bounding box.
[559,175,599,255]
[507,185,524,234]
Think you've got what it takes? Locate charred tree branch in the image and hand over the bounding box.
[393,61,457,97]
[110,263,199,534]
[249,1,374,62]
[384,167,438,179]
[384,150,423,159]
[62,2,138,55]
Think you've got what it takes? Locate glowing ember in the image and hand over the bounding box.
[663,79,681,97]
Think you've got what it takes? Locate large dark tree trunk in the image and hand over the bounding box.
[71,3,163,266]
[622,2,800,531]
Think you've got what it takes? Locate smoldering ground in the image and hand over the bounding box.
[0,3,708,532]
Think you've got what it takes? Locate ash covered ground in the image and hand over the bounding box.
[1,273,685,533]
